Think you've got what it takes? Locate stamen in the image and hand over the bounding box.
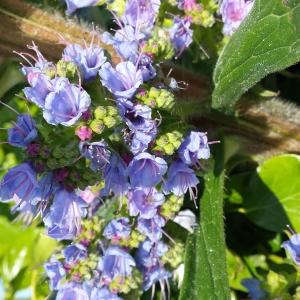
[0,101,19,114]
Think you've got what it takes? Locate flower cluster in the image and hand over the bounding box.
[0,1,219,299]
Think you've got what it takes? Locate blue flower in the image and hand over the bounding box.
[63,44,106,81]
[20,42,54,79]
[138,54,157,82]
[282,234,300,265]
[43,189,87,240]
[79,141,111,171]
[65,0,100,14]
[242,279,267,300]
[43,78,91,126]
[103,217,131,242]
[169,17,193,57]
[118,100,155,133]
[128,153,167,187]
[30,172,58,214]
[91,287,122,300]
[0,163,37,203]
[56,282,90,300]
[8,114,38,148]
[44,257,66,290]
[122,0,161,34]
[137,215,166,241]
[63,243,87,264]
[23,73,52,108]
[99,62,143,99]
[163,160,199,198]
[103,154,129,196]
[131,130,157,154]
[136,238,168,268]
[142,266,171,291]
[128,188,164,219]
[102,25,144,61]
[178,131,210,166]
[100,246,136,282]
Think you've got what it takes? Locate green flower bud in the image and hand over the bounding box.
[56,60,78,80]
[142,28,175,61]
[94,106,107,120]
[103,116,118,128]
[90,120,105,134]
[52,147,64,159]
[47,158,59,170]
[163,144,175,155]
[107,106,119,117]
[162,242,185,268]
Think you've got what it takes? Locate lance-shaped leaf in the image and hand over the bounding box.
[179,160,230,300]
[212,0,300,113]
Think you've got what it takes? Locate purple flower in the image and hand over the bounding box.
[65,0,100,14]
[137,215,166,241]
[103,154,129,196]
[63,243,87,264]
[163,160,199,197]
[122,0,161,34]
[220,0,254,36]
[79,141,111,171]
[99,62,143,99]
[142,266,171,291]
[30,172,57,209]
[43,78,91,126]
[131,129,157,154]
[102,25,144,61]
[43,189,87,240]
[138,54,156,82]
[169,17,193,57]
[8,114,38,148]
[136,238,168,268]
[91,287,122,300]
[118,100,155,133]
[128,153,167,187]
[282,234,300,265]
[23,73,53,108]
[44,257,66,290]
[56,282,90,300]
[103,217,131,242]
[63,44,106,81]
[100,246,136,282]
[0,163,37,203]
[127,188,164,219]
[242,279,267,300]
[19,42,53,79]
[178,131,210,166]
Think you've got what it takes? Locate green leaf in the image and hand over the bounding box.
[243,155,300,232]
[179,162,230,300]
[212,0,300,113]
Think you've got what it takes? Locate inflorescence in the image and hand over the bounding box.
[0,0,255,299]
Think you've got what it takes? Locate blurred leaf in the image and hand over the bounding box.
[244,155,300,232]
[226,251,251,292]
[0,217,56,298]
[179,160,230,300]
[212,0,300,113]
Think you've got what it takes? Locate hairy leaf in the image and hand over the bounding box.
[212,0,300,113]
[179,162,230,300]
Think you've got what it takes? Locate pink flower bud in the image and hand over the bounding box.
[75,126,92,141]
